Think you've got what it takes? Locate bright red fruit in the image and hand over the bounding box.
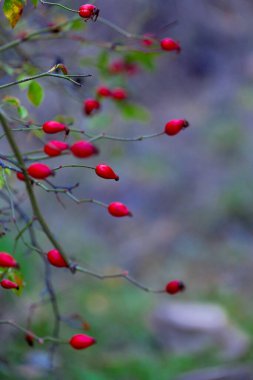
[42,121,68,134]
[0,252,19,268]
[160,38,181,52]
[16,172,25,181]
[47,249,68,268]
[84,99,101,116]
[142,34,155,47]
[0,279,19,290]
[165,280,185,294]
[108,202,132,217]
[79,4,99,20]
[44,140,69,157]
[70,140,99,158]
[69,334,96,350]
[96,86,111,98]
[27,163,53,179]
[95,164,119,181]
[164,119,189,136]
[111,88,127,101]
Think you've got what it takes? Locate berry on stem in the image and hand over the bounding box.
[16,172,25,181]
[108,202,132,217]
[164,119,189,136]
[111,88,127,101]
[79,4,99,21]
[160,38,181,53]
[84,99,101,116]
[70,140,99,158]
[25,332,35,347]
[69,334,96,350]
[27,163,54,179]
[165,280,185,294]
[42,120,69,135]
[44,140,69,157]
[0,252,19,268]
[96,86,111,98]
[47,249,68,268]
[0,279,19,290]
[95,164,119,181]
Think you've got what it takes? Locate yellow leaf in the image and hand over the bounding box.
[3,0,26,28]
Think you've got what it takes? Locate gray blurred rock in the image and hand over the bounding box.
[150,302,250,359]
[175,366,253,380]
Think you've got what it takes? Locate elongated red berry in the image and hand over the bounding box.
[84,99,101,116]
[164,119,189,136]
[44,140,69,157]
[96,86,111,98]
[95,164,119,181]
[69,334,96,350]
[0,279,19,290]
[165,280,185,294]
[160,38,181,52]
[27,163,53,179]
[70,140,99,158]
[16,172,25,181]
[108,202,132,217]
[0,252,19,268]
[25,332,35,347]
[111,88,127,101]
[79,4,99,20]
[47,249,68,268]
[42,121,68,134]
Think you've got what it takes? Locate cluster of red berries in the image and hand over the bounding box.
[0,252,20,290]
[83,87,127,116]
[108,59,138,75]
[141,34,181,53]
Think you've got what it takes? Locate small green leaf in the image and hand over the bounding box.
[30,0,38,6]
[3,96,20,108]
[117,102,150,122]
[27,81,44,107]
[3,0,26,28]
[18,105,28,119]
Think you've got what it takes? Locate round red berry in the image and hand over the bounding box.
[142,34,155,47]
[95,164,119,181]
[160,38,181,52]
[70,140,99,158]
[109,60,125,74]
[42,120,68,134]
[79,4,98,20]
[0,252,19,268]
[84,99,101,116]
[111,88,127,101]
[47,249,68,268]
[108,202,132,217]
[69,334,96,350]
[0,279,19,290]
[96,86,111,98]
[164,119,189,136]
[165,280,185,294]
[16,172,25,181]
[44,140,69,157]
[27,163,53,179]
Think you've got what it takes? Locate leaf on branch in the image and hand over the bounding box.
[3,0,26,28]
[3,96,29,119]
[27,81,44,107]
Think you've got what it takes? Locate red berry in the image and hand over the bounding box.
[160,38,181,52]
[96,86,111,98]
[70,140,99,158]
[16,172,25,181]
[124,62,138,75]
[165,280,185,294]
[0,279,19,290]
[164,119,189,136]
[42,120,68,134]
[111,88,127,101]
[44,140,69,157]
[0,252,19,268]
[142,34,154,47]
[109,60,125,74]
[47,249,68,268]
[25,332,35,347]
[84,99,101,116]
[108,202,132,217]
[27,163,53,179]
[69,334,96,350]
[95,164,119,181]
[79,4,98,20]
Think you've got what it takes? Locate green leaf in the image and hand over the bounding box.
[27,81,44,107]
[117,102,150,122]
[125,51,159,71]
[18,105,28,119]
[3,0,26,28]
[30,0,38,6]
[3,96,20,108]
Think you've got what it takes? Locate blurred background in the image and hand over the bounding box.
[1,0,253,379]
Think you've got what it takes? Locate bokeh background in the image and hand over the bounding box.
[1,0,253,379]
